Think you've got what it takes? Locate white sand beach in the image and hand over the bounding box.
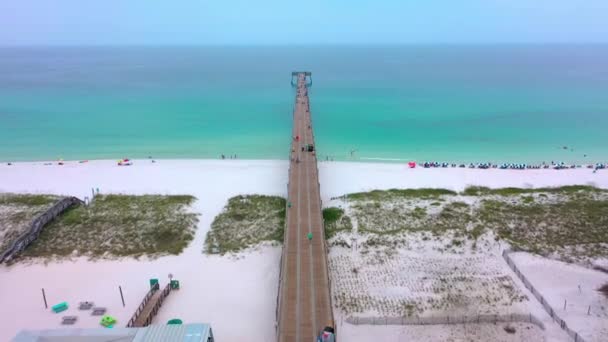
[510,252,608,342]
[0,159,607,341]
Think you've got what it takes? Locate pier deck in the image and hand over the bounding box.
[277,72,333,342]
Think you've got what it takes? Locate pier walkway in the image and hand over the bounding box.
[277,72,334,342]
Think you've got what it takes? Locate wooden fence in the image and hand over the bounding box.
[502,249,588,342]
[0,196,83,263]
[346,313,545,329]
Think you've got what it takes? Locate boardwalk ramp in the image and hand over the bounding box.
[127,283,172,328]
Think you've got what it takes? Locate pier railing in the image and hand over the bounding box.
[126,282,173,327]
[275,181,289,335]
[141,283,172,327]
[276,95,298,336]
[126,283,160,327]
[310,100,337,338]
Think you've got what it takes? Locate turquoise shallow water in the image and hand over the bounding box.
[1,46,607,163]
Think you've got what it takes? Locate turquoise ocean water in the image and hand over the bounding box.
[0,46,607,163]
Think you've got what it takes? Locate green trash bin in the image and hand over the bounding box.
[167,318,183,325]
[149,278,159,288]
[170,280,180,290]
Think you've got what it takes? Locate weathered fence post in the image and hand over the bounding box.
[119,286,126,307]
[41,288,48,309]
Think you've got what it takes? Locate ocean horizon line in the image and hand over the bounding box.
[2,42,608,48]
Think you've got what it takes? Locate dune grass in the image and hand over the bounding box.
[338,186,608,260]
[204,195,286,255]
[0,193,60,253]
[323,207,353,240]
[482,197,608,257]
[21,194,198,259]
[0,194,59,207]
[461,185,600,196]
[351,200,471,235]
[347,188,457,201]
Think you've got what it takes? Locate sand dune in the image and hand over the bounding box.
[0,159,606,341]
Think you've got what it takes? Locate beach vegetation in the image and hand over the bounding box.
[21,194,198,259]
[0,193,60,253]
[323,207,353,240]
[521,196,535,204]
[481,196,608,259]
[339,185,608,262]
[599,283,608,300]
[328,185,563,319]
[347,188,456,201]
[462,185,600,196]
[329,248,528,318]
[0,194,58,207]
[204,195,285,255]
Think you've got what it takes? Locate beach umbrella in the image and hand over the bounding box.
[408,162,416,168]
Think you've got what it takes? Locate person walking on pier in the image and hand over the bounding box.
[307,232,313,244]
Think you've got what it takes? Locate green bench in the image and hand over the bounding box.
[51,302,68,313]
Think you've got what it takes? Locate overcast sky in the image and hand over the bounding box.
[1,0,607,45]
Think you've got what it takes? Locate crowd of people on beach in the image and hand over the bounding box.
[415,161,607,171]
[3,152,606,173]
[3,156,160,166]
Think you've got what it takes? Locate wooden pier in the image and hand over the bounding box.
[277,72,333,342]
